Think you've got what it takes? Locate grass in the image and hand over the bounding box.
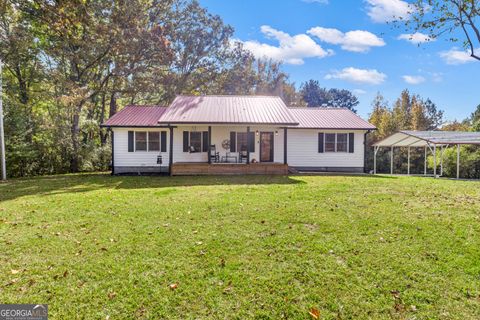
[0,173,479,319]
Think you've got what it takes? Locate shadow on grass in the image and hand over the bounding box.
[0,173,305,202]
[291,172,399,179]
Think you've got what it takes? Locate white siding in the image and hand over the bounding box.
[113,126,366,170]
[113,128,169,168]
[287,129,366,168]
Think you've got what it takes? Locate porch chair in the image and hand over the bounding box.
[239,146,248,163]
[209,145,220,163]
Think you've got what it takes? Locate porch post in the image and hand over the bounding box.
[283,128,287,165]
[433,144,437,178]
[457,144,460,179]
[407,146,410,175]
[208,126,212,164]
[373,146,378,174]
[424,146,427,176]
[390,146,394,175]
[169,126,174,175]
[246,126,250,164]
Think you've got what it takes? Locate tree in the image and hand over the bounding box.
[471,104,480,131]
[327,88,359,112]
[299,80,329,107]
[299,80,359,111]
[405,0,480,61]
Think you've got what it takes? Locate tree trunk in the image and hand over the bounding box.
[109,92,117,118]
[70,105,82,172]
[100,92,108,146]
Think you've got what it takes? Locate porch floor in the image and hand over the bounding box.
[171,162,288,175]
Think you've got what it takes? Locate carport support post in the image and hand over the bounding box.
[390,146,394,175]
[407,147,410,175]
[440,146,444,176]
[457,144,460,179]
[424,146,427,176]
[433,144,437,178]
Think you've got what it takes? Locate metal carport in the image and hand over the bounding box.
[372,131,480,179]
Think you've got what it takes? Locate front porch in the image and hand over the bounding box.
[171,162,289,175]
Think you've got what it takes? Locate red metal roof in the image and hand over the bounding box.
[102,98,375,130]
[288,108,376,130]
[102,106,167,127]
[158,95,298,125]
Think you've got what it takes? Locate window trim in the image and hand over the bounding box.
[133,131,165,152]
[323,133,349,153]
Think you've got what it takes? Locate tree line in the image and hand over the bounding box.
[1,0,479,178]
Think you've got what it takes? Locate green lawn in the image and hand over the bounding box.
[0,174,479,319]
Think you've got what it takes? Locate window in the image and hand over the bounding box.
[148,132,160,151]
[190,132,202,152]
[135,132,147,151]
[237,132,248,152]
[336,133,348,152]
[325,133,336,152]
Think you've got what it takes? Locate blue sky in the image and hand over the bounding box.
[199,0,479,121]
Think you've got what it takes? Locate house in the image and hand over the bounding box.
[102,95,376,175]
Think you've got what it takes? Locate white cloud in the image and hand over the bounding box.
[402,75,426,84]
[398,32,435,44]
[439,47,477,65]
[302,0,328,4]
[325,67,387,85]
[308,27,385,52]
[366,0,413,23]
[240,25,333,65]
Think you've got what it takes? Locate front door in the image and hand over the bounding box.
[260,132,274,162]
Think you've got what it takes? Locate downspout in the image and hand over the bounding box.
[364,130,371,173]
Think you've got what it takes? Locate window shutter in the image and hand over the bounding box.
[230,132,236,152]
[349,133,354,153]
[183,131,189,152]
[247,132,255,152]
[202,131,209,152]
[161,131,167,152]
[318,133,324,153]
[128,131,134,152]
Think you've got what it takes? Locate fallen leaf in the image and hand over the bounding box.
[5,278,18,286]
[169,283,178,290]
[63,270,69,278]
[108,291,116,299]
[309,307,320,319]
[11,269,20,275]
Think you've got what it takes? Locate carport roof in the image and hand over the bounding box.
[373,130,480,147]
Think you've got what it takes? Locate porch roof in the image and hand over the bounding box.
[158,95,298,125]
